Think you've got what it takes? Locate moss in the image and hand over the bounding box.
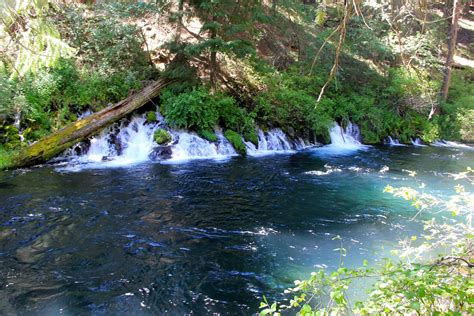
[224,130,246,155]
[243,129,258,146]
[147,111,157,123]
[153,128,172,145]
[198,129,218,142]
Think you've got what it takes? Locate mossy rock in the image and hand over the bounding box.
[153,128,172,145]
[147,111,157,123]
[198,129,217,142]
[243,129,258,146]
[224,130,246,155]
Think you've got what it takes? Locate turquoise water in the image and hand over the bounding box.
[0,145,472,314]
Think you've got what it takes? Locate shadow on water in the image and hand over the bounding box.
[0,145,472,314]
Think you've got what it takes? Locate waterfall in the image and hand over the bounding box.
[328,122,363,149]
[169,130,237,161]
[385,136,407,146]
[13,111,25,142]
[411,138,427,147]
[345,121,362,143]
[431,140,473,150]
[245,128,309,156]
[310,122,365,156]
[78,115,157,165]
[60,114,316,170]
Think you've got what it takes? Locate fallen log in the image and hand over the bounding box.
[14,78,173,168]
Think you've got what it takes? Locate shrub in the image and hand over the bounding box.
[161,87,257,138]
[153,128,172,145]
[0,147,17,170]
[162,88,219,130]
[0,125,21,150]
[224,130,246,155]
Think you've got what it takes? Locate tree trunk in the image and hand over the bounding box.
[440,0,461,101]
[175,0,184,42]
[13,79,172,168]
[209,17,218,92]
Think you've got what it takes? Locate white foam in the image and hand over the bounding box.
[411,138,427,147]
[312,122,366,155]
[431,140,473,150]
[385,136,407,147]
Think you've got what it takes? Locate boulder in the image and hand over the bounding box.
[149,146,173,160]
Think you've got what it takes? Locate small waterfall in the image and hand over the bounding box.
[345,121,362,143]
[85,129,117,162]
[431,140,473,150]
[60,115,316,170]
[78,109,93,119]
[169,130,237,161]
[115,116,157,162]
[245,128,298,156]
[411,138,427,147]
[310,122,365,156]
[13,111,25,142]
[80,115,157,165]
[328,122,363,149]
[385,136,407,146]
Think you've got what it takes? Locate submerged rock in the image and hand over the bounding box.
[149,146,173,160]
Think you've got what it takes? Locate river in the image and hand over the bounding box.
[0,143,472,314]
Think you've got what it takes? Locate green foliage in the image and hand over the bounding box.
[0,124,21,150]
[0,65,14,115]
[147,111,157,123]
[161,87,219,130]
[1,0,76,77]
[162,87,257,139]
[0,146,17,170]
[224,130,246,155]
[198,130,217,142]
[153,128,172,145]
[438,69,474,142]
[255,72,321,137]
[98,1,167,18]
[64,5,152,76]
[243,128,258,147]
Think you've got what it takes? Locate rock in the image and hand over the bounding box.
[109,134,123,155]
[149,146,173,160]
[287,127,295,138]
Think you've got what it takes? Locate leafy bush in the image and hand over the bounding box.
[162,87,257,140]
[153,129,172,145]
[1,59,145,143]
[437,69,474,142]
[0,147,17,170]
[161,88,219,130]
[0,125,21,150]
[224,130,246,155]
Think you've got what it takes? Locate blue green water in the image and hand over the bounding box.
[0,145,472,315]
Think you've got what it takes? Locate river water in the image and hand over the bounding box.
[0,144,472,315]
